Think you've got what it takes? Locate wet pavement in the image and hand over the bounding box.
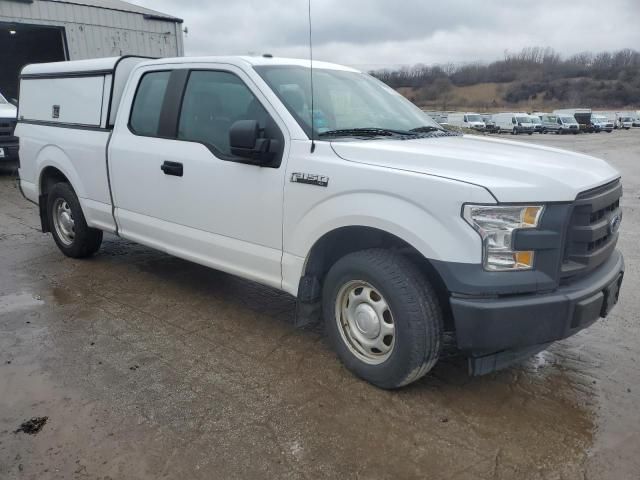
[1,131,639,479]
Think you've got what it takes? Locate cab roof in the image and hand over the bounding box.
[140,56,360,72]
[21,55,360,78]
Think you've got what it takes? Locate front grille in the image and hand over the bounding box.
[562,179,622,278]
[0,118,17,137]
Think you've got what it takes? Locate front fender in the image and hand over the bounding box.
[291,191,482,263]
[281,183,494,295]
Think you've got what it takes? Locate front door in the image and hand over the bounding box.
[108,65,289,289]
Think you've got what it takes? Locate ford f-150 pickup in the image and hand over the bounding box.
[16,56,624,388]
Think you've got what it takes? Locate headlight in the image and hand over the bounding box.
[463,205,544,271]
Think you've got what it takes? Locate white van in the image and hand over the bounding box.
[528,114,543,133]
[447,112,485,131]
[492,112,534,135]
[16,56,624,388]
[556,114,580,134]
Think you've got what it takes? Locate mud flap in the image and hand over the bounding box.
[294,300,322,328]
[39,194,50,233]
[295,274,322,328]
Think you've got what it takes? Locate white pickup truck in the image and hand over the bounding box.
[0,91,18,165]
[16,56,624,388]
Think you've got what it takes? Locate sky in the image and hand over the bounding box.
[130,0,640,70]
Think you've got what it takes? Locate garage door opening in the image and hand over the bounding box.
[0,22,67,101]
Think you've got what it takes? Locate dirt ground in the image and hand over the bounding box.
[1,130,639,479]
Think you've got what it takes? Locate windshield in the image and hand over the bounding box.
[516,116,531,123]
[254,65,442,138]
[465,114,482,122]
[0,92,7,105]
[560,116,575,123]
[622,117,632,121]
[530,116,541,124]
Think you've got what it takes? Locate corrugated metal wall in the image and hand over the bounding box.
[0,0,183,59]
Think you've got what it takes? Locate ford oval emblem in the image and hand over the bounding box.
[609,213,622,234]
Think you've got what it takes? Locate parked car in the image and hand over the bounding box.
[538,114,560,134]
[493,112,534,135]
[424,111,448,127]
[447,112,486,131]
[16,56,625,389]
[554,109,595,133]
[528,114,544,133]
[0,91,18,166]
[481,114,499,133]
[555,115,580,134]
[616,116,633,130]
[592,114,614,133]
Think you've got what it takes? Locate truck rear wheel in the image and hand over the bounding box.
[47,182,103,258]
[322,249,443,389]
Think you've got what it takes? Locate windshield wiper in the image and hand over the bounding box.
[408,126,441,133]
[318,127,417,138]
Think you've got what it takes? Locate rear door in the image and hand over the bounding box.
[108,64,289,289]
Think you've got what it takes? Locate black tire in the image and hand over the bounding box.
[322,249,443,389]
[47,182,103,258]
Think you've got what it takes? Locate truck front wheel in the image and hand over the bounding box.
[47,182,103,258]
[322,249,443,389]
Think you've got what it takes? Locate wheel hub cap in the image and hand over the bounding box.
[354,304,380,339]
[335,280,395,365]
[52,198,75,246]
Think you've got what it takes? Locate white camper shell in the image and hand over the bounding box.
[19,56,150,129]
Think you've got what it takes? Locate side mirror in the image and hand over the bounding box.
[229,120,278,164]
[9,98,18,107]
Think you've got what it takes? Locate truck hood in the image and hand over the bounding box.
[0,103,17,119]
[330,134,620,202]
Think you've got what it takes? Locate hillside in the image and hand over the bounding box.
[376,48,640,111]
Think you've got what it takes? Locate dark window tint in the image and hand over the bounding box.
[130,71,170,136]
[178,71,271,156]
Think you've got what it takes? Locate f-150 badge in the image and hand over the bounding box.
[291,172,329,187]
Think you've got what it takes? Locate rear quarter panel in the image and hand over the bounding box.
[16,123,114,231]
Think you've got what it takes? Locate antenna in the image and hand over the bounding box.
[308,0,316,153]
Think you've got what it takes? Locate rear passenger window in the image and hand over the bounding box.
[177,71,272,157]
[129,71,170,136]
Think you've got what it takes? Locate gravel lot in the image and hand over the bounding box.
[1,130,639,479]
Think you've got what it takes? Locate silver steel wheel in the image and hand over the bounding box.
[52,197,75,246]
[335,280,395,365]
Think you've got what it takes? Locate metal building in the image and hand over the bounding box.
[0,0,184,99]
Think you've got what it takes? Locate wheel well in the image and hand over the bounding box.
[38,167,70,233]
[298,226,453,328]
[40,166,69,196]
